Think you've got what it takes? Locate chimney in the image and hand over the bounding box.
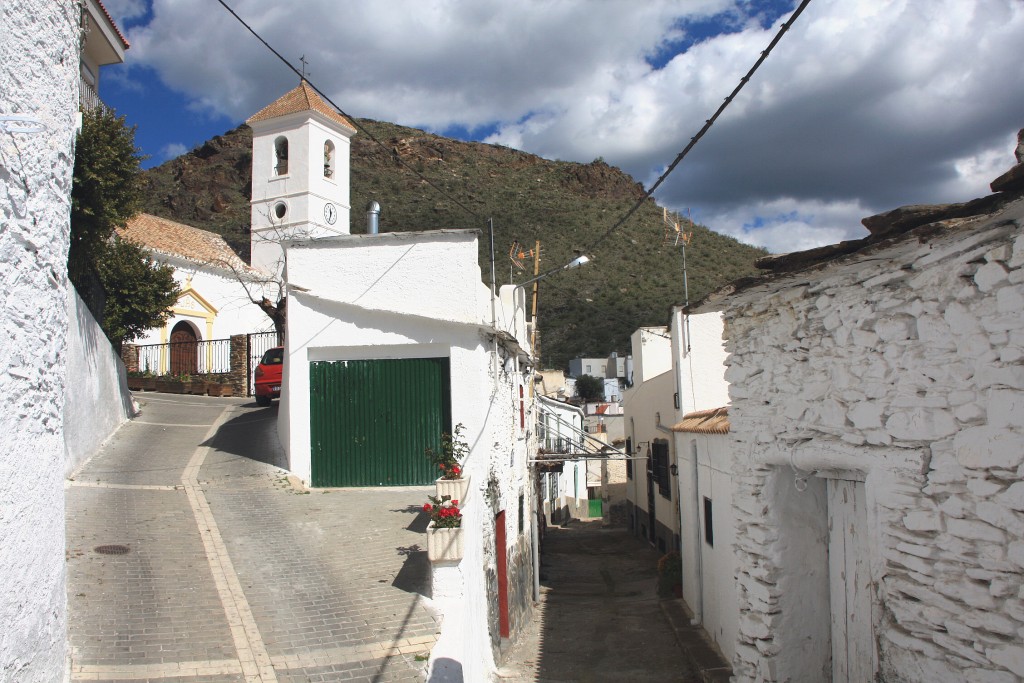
[366,201,380,234]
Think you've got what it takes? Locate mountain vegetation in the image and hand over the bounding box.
[138,118,766,368]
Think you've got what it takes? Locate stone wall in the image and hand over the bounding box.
[720,200,1024,681]
[0,0,79,678]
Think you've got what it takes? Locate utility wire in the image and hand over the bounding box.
[215,0,482,222]
[582,0,813,257]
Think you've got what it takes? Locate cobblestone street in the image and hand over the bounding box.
[66,393,439,683]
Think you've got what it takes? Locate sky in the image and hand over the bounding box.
[97,0,1024,255]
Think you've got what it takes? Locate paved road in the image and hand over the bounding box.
[497,521,702,683]
[66,393,439,683]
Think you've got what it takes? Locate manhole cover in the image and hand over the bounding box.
[94,545,130,555]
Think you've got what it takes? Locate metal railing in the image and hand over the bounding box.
[80,78,101,111]
[134,338,232,376]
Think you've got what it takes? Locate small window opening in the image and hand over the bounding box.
[273,202,287,220]
[324,140,335,178]
[274,136,289,175]
[704,496,714,547]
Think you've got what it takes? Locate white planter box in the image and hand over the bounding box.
[435,475,470,503]
[426,525,464,562]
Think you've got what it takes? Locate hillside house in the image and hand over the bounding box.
[536,395,589,524]
[694,135,1024,682]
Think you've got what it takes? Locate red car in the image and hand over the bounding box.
[254,346,283,406]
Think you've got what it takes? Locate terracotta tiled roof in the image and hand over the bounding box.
[246,80,356,132]
[671,407,730,434]
[117,214,260,275]
[94,0,130,49]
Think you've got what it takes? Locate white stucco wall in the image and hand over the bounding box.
[623,367,678,547]
[537,397,587,520]
[714,198,1024,682]
[65,288,134,476]
[630,327,672,384]
[670,310,730,420]
[674,432,738,665]
[282,229,535,681]
[0,1,78,678]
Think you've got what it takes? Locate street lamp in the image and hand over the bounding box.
[516,254,591,288]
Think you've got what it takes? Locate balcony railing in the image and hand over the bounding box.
[80,78,101,110]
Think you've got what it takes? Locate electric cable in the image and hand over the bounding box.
[215,0,482,222]
[581,0,813,257]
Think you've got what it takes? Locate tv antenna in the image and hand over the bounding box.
[664,208,695,351]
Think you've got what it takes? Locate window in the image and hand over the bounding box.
[653,439,671,499]
[274,136,289,175]
[273,201,287,220]
[704,496,714,547]
[324,140,335,178]
[518,493,525,535]
[626,437,633,479]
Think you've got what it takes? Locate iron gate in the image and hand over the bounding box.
[247,331,283,395]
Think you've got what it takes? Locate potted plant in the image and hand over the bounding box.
[188,377,209,395]
[657,551,683,598]
[126,371,144,391]
[423,495,463,562]
[207,377,234,397]
[426,423,470,501]
[137,371,156,391]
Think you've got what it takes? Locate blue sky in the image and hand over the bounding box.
[98,0,1024,254]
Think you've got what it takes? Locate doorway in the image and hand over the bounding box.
[169,321,198,375]
[827,478,875,682]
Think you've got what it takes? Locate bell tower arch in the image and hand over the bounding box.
[246,80,356,273]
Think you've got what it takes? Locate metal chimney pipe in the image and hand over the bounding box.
[366,201,381,234]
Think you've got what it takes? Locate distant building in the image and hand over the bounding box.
[80,0,129,109]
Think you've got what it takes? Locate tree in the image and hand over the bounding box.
[96,237,179,351]
[70,107,179,349]
[575,374,605,402]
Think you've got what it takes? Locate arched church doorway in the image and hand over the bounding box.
[169,321,199,376]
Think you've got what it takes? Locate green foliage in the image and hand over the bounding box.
[574,374,605,401]
[72,107,179,350]
[70,106,143,289]
[95,237,180,351]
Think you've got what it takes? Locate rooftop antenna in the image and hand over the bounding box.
[664,207,694,352]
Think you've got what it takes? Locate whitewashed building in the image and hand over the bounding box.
[1,1,79,678]
[241,82,538,680]
[536,395,588,524]
[623,327,679,552]
[118,214,274,354]
[663,310,736,663]
[695,143,1024,682]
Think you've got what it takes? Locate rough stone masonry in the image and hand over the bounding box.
[704,140,1024,682]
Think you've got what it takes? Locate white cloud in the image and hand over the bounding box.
[159,142,188,162]
[122,0,1024,254]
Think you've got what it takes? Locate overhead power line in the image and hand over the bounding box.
[215,0,482,221]
[581,0,814,257]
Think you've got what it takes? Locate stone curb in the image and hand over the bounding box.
[659,598,733,683]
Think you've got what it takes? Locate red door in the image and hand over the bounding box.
[169,322,198,376]
[496,510,509,638]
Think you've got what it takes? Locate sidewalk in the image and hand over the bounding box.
[66,393,439,682]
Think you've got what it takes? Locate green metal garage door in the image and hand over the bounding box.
[310,357,451,487]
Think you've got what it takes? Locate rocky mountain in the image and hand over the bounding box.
[139,119,766,368]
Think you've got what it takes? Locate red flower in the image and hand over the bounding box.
[423,503,432,512]
[451,500,459,506]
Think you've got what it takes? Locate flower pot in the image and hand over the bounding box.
[188,381,208,395]
[426,524,464,562]
[127,376,143,391]
[207,384,234,397]
[435,475,470,503]
[138,377,156,391]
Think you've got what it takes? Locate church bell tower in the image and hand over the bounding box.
[246,80,356,273]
